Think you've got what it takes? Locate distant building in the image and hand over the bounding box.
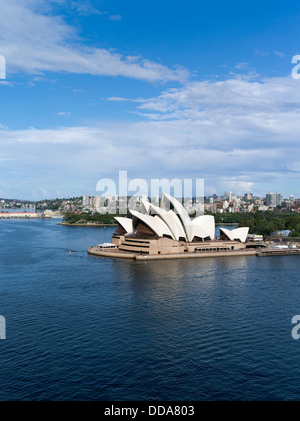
[265,193,283,207]
[247,234,263,242]
[94,196,102,209]
[258,205,269,211]
[0,211,39,219]
[82,194,90,207]
[282,200,293,208]
[228,191,234,202]
[254,199,263,206]
[272,230,291,237]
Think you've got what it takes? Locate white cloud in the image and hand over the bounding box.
[0,0,188,83]
[69,0,103,16]
[106,96,144,103]
[106,97,130,102]
[57,111,71,117]
[274,51,285,59]
[108,14,122,21]
[235,62,249,70]
[254,49,270,57]
[1,74,300,198]
[255,49,286,59]
[136,76,300,125]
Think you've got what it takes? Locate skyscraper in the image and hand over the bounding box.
[265,193,283,207]
[82,194,90,207]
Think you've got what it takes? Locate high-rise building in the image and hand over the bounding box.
[228,191,234,202]
[95,196,101,209]
[82,194,90,207]
[265,193,283,207]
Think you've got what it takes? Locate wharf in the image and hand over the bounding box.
[256,249,300,257]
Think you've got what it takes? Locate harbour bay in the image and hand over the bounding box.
[0,219,300,400]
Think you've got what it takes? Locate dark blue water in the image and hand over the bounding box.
[0,219,300,401]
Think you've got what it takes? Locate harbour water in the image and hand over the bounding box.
[0,218,300,400]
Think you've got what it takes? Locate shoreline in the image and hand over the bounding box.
[60,222,117,227]
[215,222,238,225]
[61,222,237,227]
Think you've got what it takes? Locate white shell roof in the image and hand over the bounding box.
[113,194,248,243]
[129,210,173,238]
[140,199,151,214]
[160,193,194,242]
[192,215,215,240]
[219,227,249,243]
[114,217,133,234]
[149,203,187,241]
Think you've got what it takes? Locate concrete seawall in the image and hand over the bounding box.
[61,223,117,227]
[135,250,258,260]
[87,247,136,259]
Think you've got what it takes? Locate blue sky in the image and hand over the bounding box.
[1,0,300,199]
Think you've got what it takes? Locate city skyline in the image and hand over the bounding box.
[1,1,300,199]
[0,188,298,202]
[1,189,298,207]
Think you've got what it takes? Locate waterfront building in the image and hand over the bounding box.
[247,234,263,242]
[272,230,291,237]
[103,193,250,257]
[0,211,39,219]
[42,210,62,218]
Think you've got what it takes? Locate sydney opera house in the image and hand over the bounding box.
[88,193,252,259]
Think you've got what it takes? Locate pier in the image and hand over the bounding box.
[256,248,300,257]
